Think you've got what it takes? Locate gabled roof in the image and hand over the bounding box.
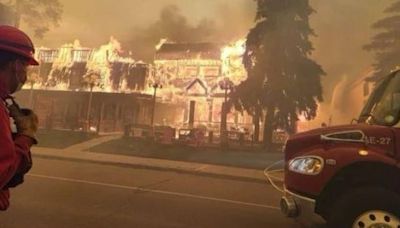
[185,78,208,96]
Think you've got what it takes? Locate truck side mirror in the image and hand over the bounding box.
[391,92,400,110]
[386,92,400,124]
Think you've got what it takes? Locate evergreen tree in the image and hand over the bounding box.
[232,0,324,148]
[364,1,400,80]
[0,0,63,38]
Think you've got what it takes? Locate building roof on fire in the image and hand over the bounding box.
[155,42,222,60]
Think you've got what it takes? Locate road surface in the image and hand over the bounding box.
[0,157,298,228]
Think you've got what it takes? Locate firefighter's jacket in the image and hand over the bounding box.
[0,98,33,210]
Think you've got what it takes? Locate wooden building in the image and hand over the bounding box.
[19,46,163,133]
[154,42,253,132]
[15,89,154,133]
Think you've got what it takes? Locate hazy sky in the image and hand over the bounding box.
[309,0,391,97]
[27,0,256,47]
[21,0,393,101]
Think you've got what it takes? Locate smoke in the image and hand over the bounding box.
[21,0,394,125]
[0,3,13,25]
[126,4,218,61]
[213,2,256,41]
[125,3,255,61]
[306,0,392,124]
[310,0,391,101]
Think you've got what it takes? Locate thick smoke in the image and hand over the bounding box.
[0,3,13,25]
[126,4,254,61]
[308,0,391,125]
[19,0,394,126]
[126,5,217,61]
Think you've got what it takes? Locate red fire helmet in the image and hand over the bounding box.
[0,25,39,65]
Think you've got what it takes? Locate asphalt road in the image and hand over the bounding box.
[0,157,297,228]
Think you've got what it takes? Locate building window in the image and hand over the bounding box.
[184,66,198,78]
[39,50,58,63]
[72,49,91,62]
[201,66,220,78]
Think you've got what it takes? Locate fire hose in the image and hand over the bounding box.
[263,160,285,193]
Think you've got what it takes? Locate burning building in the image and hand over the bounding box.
[17,37,256,139]
[31,39,150,92]
[17,38,156,132]
[153,40,254,136]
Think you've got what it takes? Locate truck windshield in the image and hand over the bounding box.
[359,71,400,126]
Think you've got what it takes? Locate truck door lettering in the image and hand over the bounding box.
[364,136,391,145]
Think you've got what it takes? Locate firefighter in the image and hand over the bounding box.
[0,25,39,210]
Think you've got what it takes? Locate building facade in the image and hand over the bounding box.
[153,42,253,136]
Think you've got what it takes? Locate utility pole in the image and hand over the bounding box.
[86,83,94,131]
[150,82,162,127]
[84,72,99,132]
[219,78,234,148]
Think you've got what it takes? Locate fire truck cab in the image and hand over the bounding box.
[281,70,400,227]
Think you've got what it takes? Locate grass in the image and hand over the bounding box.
[88,137,284,169]
[36,129,98,149]
[90,137,209,159]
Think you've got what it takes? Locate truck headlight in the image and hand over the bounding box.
[288,156,324,175]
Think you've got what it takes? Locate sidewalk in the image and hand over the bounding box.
[63,135,121,151]
[32,135,284,182]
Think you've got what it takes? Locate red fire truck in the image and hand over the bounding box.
[281,70,400,227]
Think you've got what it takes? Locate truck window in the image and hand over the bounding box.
[360,71,400,126]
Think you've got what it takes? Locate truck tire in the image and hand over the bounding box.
[327,187,400,228]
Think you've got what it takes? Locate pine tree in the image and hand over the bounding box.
[0,0,63,38]
[232,0,324,148]
[364,1,400,80]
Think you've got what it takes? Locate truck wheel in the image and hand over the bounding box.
[327,187,400,228]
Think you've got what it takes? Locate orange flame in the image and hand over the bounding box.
[86,37,134,92]
[220,39,247,84]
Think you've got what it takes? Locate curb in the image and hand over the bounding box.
[32,147,276,183]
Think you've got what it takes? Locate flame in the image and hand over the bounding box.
[22,71,42,90]
[52,40,82,69]
[220,39,247,84]
[26,37,256,129]
[33,37,137,93]
[86,37,128,92]
[27,38,250,128]
[156,38,169,50]
[149,38,250,128]
[221,39,246,60]
[151,38,248,98]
